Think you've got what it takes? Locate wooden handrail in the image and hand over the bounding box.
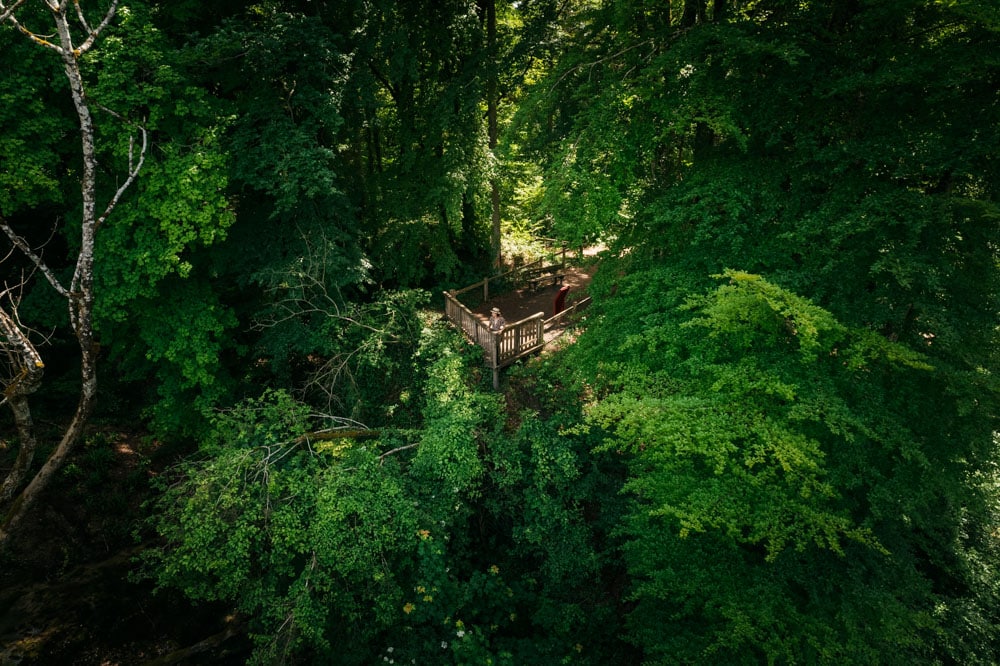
[449,257,544,303]
[443,255,589,388]
[443,291,495,366]
[451,280,485,297]
[544,296,592,328]
[495,312,545,373]
[501,310,546,330]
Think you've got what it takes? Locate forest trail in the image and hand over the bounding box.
[472,245,602,329]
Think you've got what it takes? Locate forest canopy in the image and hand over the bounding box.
[1,0,998,664]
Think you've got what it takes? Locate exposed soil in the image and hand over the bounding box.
[0,430,251,665]
[471,247,602,326]
[0,247,606,664]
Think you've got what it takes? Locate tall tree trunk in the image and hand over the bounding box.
[0,306,43,504]
[483,0,501,268]
[712,0,726,22]
[681,0,705,27]
[0,0,143,548]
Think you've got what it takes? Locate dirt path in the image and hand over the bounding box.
[472,249,601,326]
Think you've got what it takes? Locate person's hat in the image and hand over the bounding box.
[491,307,500,313]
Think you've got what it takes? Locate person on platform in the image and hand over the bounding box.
[488,307,506,332]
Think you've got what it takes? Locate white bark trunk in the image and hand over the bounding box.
[0,304,44,503]
[0,0,138,548]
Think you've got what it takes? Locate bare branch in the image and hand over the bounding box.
[72,0,91,33]
[0,243,15,266]
[75,0,119,55]
[93,109,148,231]
[546,38,656,97]
[0,0,26,24]
[308,412,371,430]
[0,306,44,395]
[378,442,418,464]
[4,11,62,52]
[0,280,45,404]
[0,280,55,350]
[0,219,69,297]
[0,288,45,484]
[302,346,363,413]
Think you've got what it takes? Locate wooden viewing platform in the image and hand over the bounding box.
[443,259,592,389]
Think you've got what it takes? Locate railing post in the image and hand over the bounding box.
[491,330,500,390]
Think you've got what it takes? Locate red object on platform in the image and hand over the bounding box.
[553,285,570,316]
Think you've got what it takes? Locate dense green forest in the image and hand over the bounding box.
[1,0,998,663]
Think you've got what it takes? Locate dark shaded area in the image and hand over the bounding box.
[0,431,250,664]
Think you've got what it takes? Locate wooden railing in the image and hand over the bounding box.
[444,290,547,388]
[496,312,545,366]
[443,258,592,389]
[544,296,592,328]
[444,290,496,366]
[450,258,542,306]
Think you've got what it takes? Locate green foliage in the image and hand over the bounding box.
[103,278,236,438]
[486,413,625,660]
[410,349,491,496]
[6,0,999,663]
[196,9,352,221]
[140,331,491,663]
[61,4,237,438]
[338,0,496,285]
[142,321,637,664]
[96,136,232,305]
[589,274,898,558]
[89,4,234,303]
[520,2,1000,658]
[568,266,1000,662]
[0,33,68,216]
[252,268,433,425]
[142,389,420,662]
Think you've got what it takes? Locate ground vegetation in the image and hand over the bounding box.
[0,0,997,663]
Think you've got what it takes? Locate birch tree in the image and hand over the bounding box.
[0,0,145,546]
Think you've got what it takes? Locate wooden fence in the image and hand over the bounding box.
[443,290,592,389]
[444,243,590,389]
[444,289,546,388]
[496,312,545,367]
[450,258,543,306]
[443,289,496,365]
[544,295,592,329]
